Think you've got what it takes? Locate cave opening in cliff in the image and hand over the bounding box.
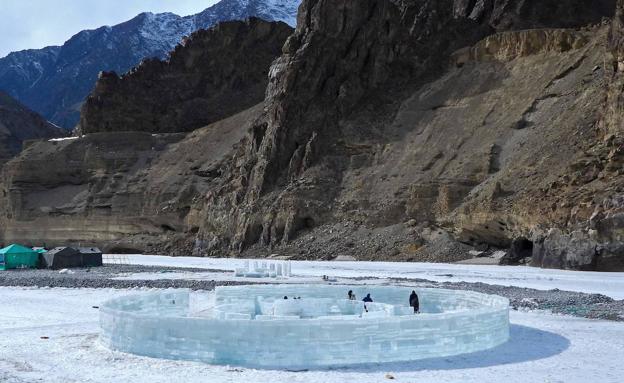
[302,217,315,229]
[513,237,534,259]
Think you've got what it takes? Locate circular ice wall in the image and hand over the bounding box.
[99,285,509,369]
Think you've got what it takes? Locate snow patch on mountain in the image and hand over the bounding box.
[260,0,301,26]
[138,12,196,51]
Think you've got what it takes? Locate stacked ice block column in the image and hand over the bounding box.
[234,260,292,278]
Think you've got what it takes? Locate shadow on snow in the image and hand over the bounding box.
[332,324,570,373]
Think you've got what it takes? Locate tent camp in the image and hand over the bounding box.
[77,247,103,267]
[42,247,103,269]
[0,244,40,270]
[42,247,82,269]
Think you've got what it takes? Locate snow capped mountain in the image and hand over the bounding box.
[0,0,301,129]
[194,0,300,28]
[0,46,60,100]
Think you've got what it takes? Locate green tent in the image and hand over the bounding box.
[0,244,40,270]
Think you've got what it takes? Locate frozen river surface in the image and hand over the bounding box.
[1,257,623,382]
[118,255,624,299]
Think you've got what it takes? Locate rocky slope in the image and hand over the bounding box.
[2,0,624,271]
[79,19,292,134]
[0,91,65,165]
[0,0,300,129]
[190,0,622,270]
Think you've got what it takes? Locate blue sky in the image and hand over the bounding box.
[0,0,219,57]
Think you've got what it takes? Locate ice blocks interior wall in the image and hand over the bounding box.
[99,285,510,369]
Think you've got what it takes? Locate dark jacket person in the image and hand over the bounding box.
[409,291,419,313]
[363,294,373,303]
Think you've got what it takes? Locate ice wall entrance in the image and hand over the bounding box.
[99,285,510,369]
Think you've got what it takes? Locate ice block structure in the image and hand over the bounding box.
[233,260,292,278]
[99,285,509,369]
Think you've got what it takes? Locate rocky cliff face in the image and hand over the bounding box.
[0,0,300,129]
[2,0,624,271]
[0,91,66,165]
[189,0,622,271]
[79,19,292,134]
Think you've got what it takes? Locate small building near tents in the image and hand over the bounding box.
[42,247,82,269]
[0,244,40,270]
[77,247,103,267]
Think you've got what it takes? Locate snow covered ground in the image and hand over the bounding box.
[2,257,623,382]
[117,255,624,299]
[1,286,623,383]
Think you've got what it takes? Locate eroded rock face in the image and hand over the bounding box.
[79,19,292,134]
[0,105,262,253]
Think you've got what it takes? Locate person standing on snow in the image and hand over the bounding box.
[362,293,373,313]
[409,290,420,313]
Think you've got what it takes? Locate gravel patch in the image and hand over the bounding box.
[0,265,248,290]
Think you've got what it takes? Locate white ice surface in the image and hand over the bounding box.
[113,255,624,299]
[1,286,623,383]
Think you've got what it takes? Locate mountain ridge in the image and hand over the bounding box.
[0,91,66,165]
[0,0,301,129]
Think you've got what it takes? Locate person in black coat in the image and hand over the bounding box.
[409,290,420,313]
[362,293,373,313]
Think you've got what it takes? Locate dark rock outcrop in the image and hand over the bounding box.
[452,0,615,30]
[79,19,292,134]
[499,237,533,265]
[0,91,66,165]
